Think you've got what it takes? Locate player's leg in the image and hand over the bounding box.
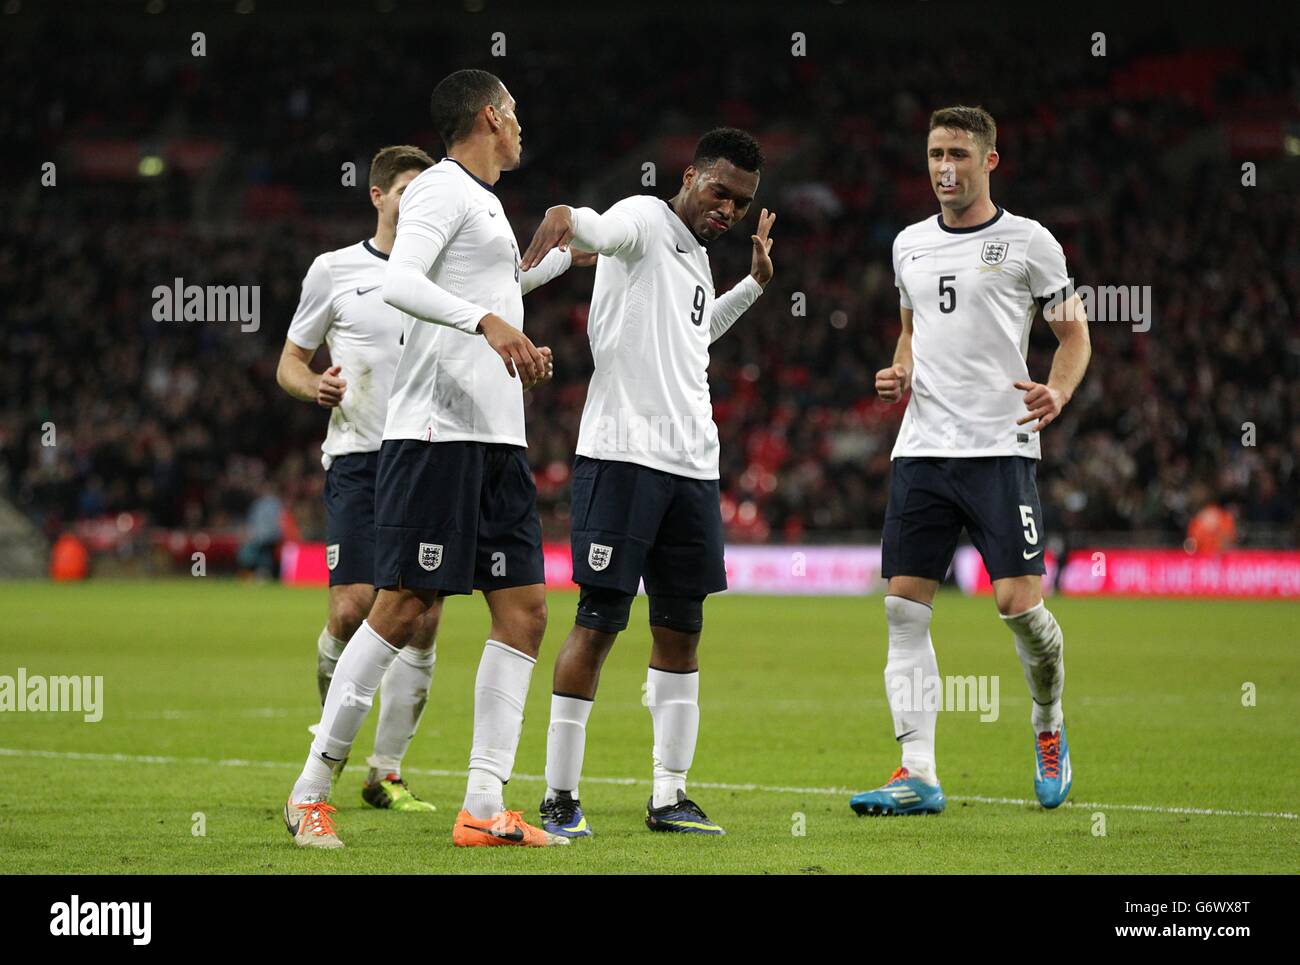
[539,593,626,838]
[851,458,957,816]
[283,438,467,847]
[316,451,383,703]
[453,444,566,846]
[284,586,435,848]
[961,457,1070,808]
[539,456,663,837]
[640,474,727,834]
[363,598,443,812]
[317,583,374,703]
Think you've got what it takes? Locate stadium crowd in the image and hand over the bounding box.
[2,12,1296,555]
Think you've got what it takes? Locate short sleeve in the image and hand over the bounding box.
[892,235,913,310]
[1025,223,1071,304]
[286,255,334,350]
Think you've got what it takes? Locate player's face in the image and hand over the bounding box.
[680,159,759,241]
[927,127,997,211]
[373,168,422,227]
[492,87,523,170]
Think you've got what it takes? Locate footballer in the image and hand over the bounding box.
[277,145,442,813]
[850,106,1090,816]
[520,128,776,837]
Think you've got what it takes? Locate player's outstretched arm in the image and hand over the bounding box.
[875,308,914,404]
[277,340,346,407]
[519,246,573,296]
[1014,292,1091,432]
[710,208,776,344]
[521,204,641,270]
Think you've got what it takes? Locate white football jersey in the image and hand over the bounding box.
[287,239,402,470]
[571,195,762,479]
[891,206,1071,460]
[382,158,569,447]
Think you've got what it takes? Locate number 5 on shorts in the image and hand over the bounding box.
[1019,504,1038,545]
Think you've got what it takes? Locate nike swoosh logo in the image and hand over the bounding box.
[896,729,917,742]
[1023,549,1043,560]
[487,210,498,218]
[675,244,688,253]
[320,752,343,762]
[356,286,380,296]
[911,252,929,261]
[465,822,524,842]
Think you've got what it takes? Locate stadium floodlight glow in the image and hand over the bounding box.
[138,156,165,177]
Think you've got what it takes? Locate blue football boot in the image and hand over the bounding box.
[1034,725,1072,809]
[539,790,593,838]
[849,766,946,816]
[645,790,725,834]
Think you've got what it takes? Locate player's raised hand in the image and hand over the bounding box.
[316,365,347,408]
[875,363,910,404]
[749,208,776,288]
[522,345,554,390]
[520,206,575,271]
[1014,380,1067,432]
[478,313,546,383]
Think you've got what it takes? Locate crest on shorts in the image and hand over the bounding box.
[418,542,443,572]
[980,241,1009,265]
[588,543,613,572]
[326,544,339,571]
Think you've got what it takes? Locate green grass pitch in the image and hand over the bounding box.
[0,580,1296,874]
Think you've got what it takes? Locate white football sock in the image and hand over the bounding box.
[1002,601,1065,734]
[316,627,347,702]
[368,642,436,777]
[647,667,699,808]
[317,626,347,665]
[545,693,593,800]
[463,640,536,819]
[292,620,398,801]
[883,595,939,785]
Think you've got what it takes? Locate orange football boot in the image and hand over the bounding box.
[452,808,570,847]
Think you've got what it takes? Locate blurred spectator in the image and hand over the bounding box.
[1186,499,1239,556]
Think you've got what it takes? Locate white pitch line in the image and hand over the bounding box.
[1,746,1295,821]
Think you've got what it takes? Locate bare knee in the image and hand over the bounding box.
[568,624,618,662]
[490,595,548,654]
[368,588,439,648]
[886,576,939,608]
[328,585,375,640]
[649,626,699,672]
[993,576,1043,616]
[407,601,442,652]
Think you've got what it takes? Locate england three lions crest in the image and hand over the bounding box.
[326,543,339,571]
[418,542,443,571]
[588,543,613,572]
[981,241,1009,265]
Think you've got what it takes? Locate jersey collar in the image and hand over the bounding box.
[935,204,1004,234]
[444,157,496,195]
[362,239,389,261]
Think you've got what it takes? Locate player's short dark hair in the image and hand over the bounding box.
[368,145,434,191]
[429,69,506,149]
[929,106,997,154]
[692,127,764,174]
